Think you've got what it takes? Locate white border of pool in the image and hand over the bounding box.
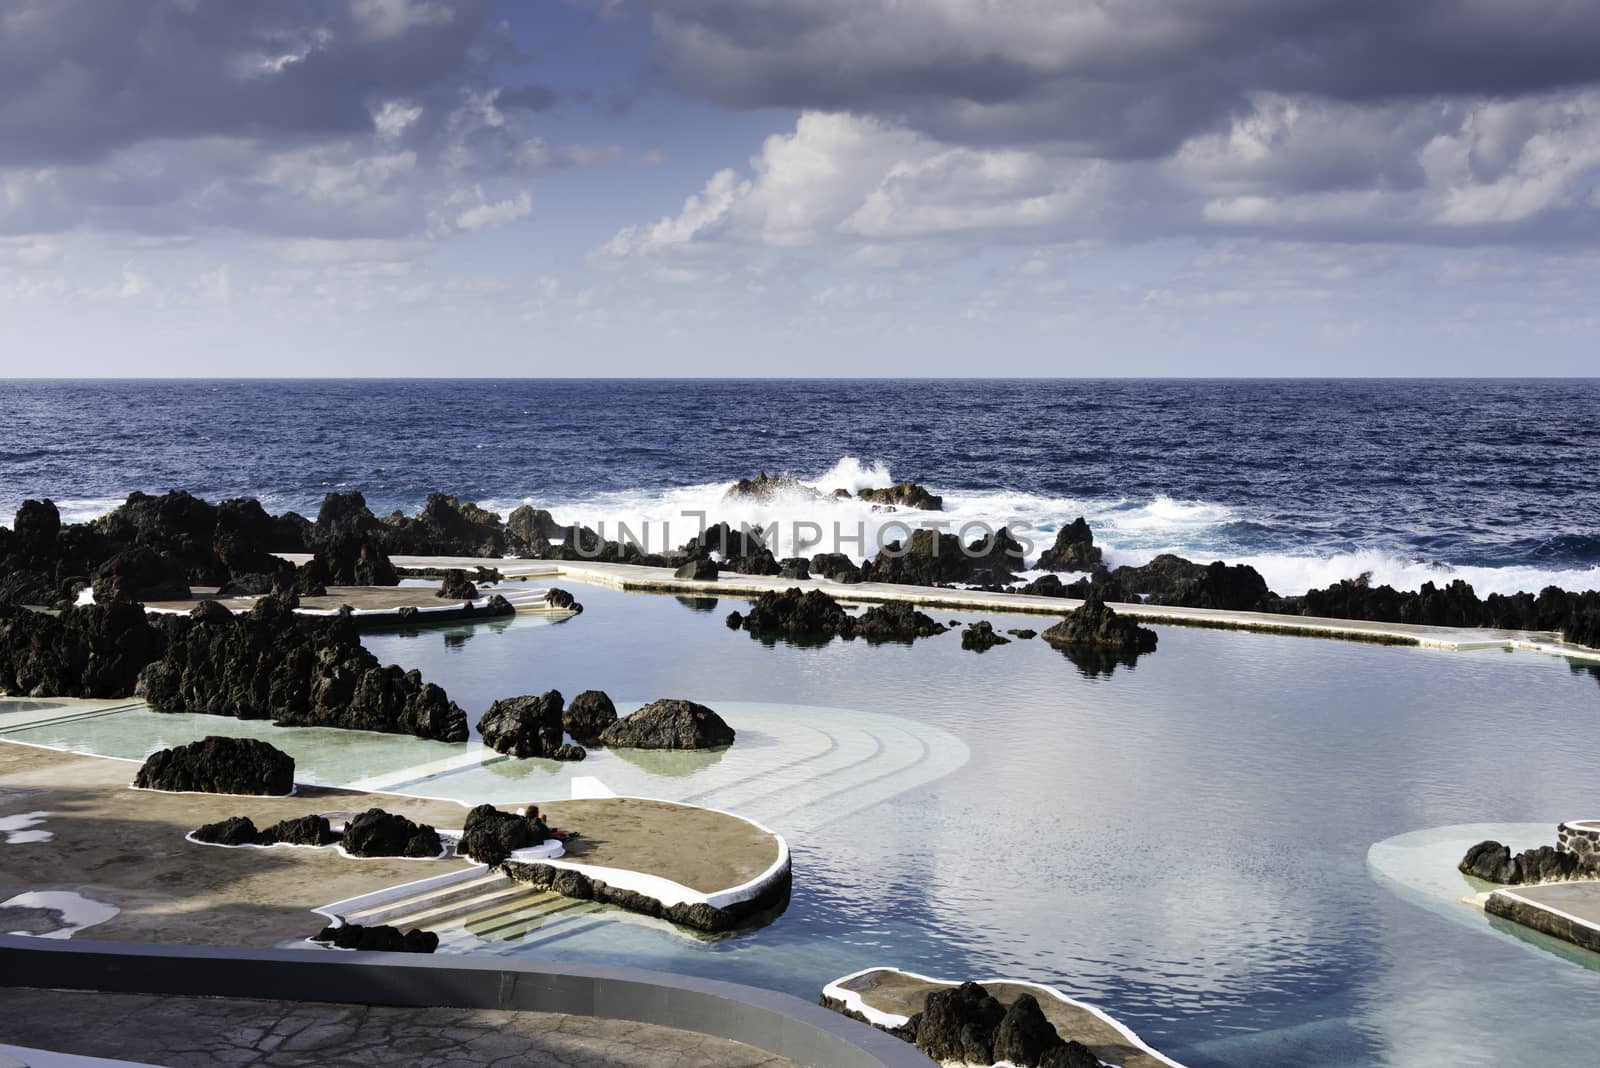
[822,966,1186,1068]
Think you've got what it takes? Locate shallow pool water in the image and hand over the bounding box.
[14,584,1600,1066]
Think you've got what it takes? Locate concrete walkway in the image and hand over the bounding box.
[352,553,1600,660]
[0,988,797,1068]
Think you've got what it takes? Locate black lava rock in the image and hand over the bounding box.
[460,803,543,866]
[916,982,1006,1064]
[675,557,719,580]
[600,698,735,750]
[342,809,443,858]
[1042,590,1158,654]
[134,736,295,796]
[1037,517,1103,572]
[564,690,618,744]
[992,994,1064,1067]
[192,815,260,845]
[961,620,1011,652]
[436,569,479,600]
[311,923,439,953]
[477,690,582,759]
[258,814,339,847]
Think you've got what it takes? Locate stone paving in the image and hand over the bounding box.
[0,988,798,1068]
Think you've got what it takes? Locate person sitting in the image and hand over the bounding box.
[528,805,577,843]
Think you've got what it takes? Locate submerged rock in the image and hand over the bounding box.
[563,689,618,743]
[727,588,948,645]
[311,923,439,953]
[600,698,734,750]
[854,602,949,643]
[960,620,1010,652]
[543,587,582,613]
[134,736,295,796]
[725,472,814,500]
[342,808,443,858]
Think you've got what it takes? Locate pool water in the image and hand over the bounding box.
[13,584,1600,1067]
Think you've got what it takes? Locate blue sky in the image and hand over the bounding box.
[2,0,1598,376]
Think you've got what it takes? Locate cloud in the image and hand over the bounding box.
[0,1,620,247]
[646,0,1600,157]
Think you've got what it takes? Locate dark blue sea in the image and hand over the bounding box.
[3,378,1598,593]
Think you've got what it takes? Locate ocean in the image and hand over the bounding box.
[2,378,1598,595]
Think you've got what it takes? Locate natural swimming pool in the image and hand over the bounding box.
[11,584,1600,1067]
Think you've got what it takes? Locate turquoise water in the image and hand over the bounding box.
[14,586,1600,1066]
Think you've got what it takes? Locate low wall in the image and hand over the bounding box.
[0,935,931,1068]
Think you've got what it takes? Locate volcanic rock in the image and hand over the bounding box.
[676,557,718,581]
[1038,517,1103,572]
[437,569,478,600]
[477,691,573,759]
[543,587,582,613]
[778,557,811,579]
[564,690,618,743]
[725,472,814,500]
[258,814,339,847]
[809,553,863,583]
[960,620,1010,652]
[992,993,1065,1067]
[311,923,439,953]
[1042,590,1158,654]
[192,815,260,846]
[460,803,544,866]
[855,482,943,511]
[90,547,192,604]
[915,982,1006,1064]
[853,602,948,643]
[0,601,164,698]
[342,808,443,858]
[600,698,734,750]
[134,736,295,796]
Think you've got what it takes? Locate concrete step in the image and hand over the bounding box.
[342,872,511,927]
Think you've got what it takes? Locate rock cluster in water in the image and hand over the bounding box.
[600,698,735,749]
[135,597,470,741]
[724,587,947,645]
[1041,591,1159,654]
[477,690,587,761]
[1457,825,1600,886]
[134,736,295,796]
[960,620,1010,652]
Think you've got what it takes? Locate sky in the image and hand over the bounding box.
[1,0,1598,377]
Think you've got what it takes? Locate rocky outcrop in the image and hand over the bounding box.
[436,569,479,600]
[192,813,338,847]
[459,803,545,866]
[681,522,780,575]
[90,547,193,604]
[0,601,164,698]
[302,491,399,587]
[380,493,507,557]
[134,597,469,742]
[1460,837,1589,885]
[543,587,582,613]
[477,690,584,760]
[778,557,811,580]
[675,557,718,580]
[1008,628,1037,639]
[993,994,1067,1067]
[1037,518,1102,572]
[1106,554,1273,612]
[1042,591,1158,654]
[342,808,443,858]
[563,690,618,743]
[724,588,948,645]
[853,602,949,643]
[506,505,563,557]
[809,553,863,583]
[961,620,1010,652]
[600,698,734,750]
[861,527,1026,587]
[856,482,943,511]
[311,923,439,953]
[725,472,814,500]
[134,736,295,796]
[916,982,1007,1064]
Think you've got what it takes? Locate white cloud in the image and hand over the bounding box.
[452,188,532,232]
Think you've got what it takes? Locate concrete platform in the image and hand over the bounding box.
[0,742,787,946]
[1485,881,1600,955]
[143,580,568,627]
[341,553,1600,661]
[823,966,1183,1068]
[0,988,801,1068]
